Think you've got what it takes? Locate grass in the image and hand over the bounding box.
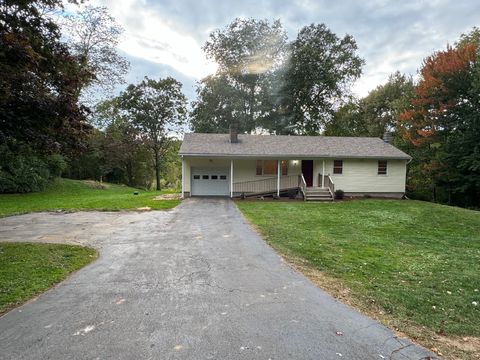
[0,178,180,217]
[0,242,97,313]
[237,199,480,358]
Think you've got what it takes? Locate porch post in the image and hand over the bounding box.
[277,160,280,197]
[230,159,233,198]
[322,160,325,188]
[181,156,185,199]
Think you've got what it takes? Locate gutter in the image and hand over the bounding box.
[178,153,412,161]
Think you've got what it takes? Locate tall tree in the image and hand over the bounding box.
[93,98,148,186]
[191,18,288,133]
[398,37,480,206]
[190,74,244,133]
[325,72,415,137]
[0,0,93,155]
[62,6,129,103]
[323,100,366,136]
[283,24,364,134]
[120,77,187,190]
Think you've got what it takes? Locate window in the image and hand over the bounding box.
[333,160,343,174]
[193,175,200,179]
[202,175,209,179]
[256,160,263,175]
[281,160,288,175]
[378,160,387,175]
[211,175,218,180]
[263,160,277,175]
[220,175,227,180]
[255,160,288,175]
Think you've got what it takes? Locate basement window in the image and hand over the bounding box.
[378,160,388,175]
[333,160,343,174]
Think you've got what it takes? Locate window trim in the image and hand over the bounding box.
[333,160,343,175]
[377,160,388,175]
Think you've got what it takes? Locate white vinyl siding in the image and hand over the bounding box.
[184,157,407,194]
[315,159,407,193]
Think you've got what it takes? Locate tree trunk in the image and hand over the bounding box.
[126,161,133,187]
[154,148,161,191]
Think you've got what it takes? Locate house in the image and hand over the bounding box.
[178,128,411,200]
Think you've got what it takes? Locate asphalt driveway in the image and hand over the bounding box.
[0,198,436,360]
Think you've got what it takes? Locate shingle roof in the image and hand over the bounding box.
[179,133,411,160]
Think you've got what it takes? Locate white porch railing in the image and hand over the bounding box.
[233,174,301,195]
[319,174,335,197]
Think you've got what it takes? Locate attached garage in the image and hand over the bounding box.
[191,167,230,196]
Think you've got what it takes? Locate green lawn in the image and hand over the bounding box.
[0,178,180,217]
[237,200,480,340]
[0,242,96,313]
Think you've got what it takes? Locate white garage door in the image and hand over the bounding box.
[191,167,230,196]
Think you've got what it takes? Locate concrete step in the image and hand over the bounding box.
[306,197,333,201]
[305,191,333,201]
[305,190,331,195]
[306,195,332,199]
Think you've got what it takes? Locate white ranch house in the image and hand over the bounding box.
[179,130,411,201]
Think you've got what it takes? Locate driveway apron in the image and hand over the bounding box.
[0,198,436,360]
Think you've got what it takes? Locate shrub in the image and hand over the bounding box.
[0,142,65,193]
[46,154,67,178]
[334,189,345,200]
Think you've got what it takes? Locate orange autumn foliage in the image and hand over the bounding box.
[398,43,477,147]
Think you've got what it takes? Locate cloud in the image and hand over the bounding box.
[88,0,479,100]
[91,0,217,80]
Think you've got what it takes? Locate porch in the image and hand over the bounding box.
[181,157,334,201]
[232,173,334,201]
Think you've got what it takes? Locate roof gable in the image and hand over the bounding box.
[179,133,411,160]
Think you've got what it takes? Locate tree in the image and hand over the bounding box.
[190,74,244,133]
[325,72,415,137]
[323,100,366,136]
[93,98,150,186]
[191,18,288,133]
[360,72,415,137]
[120,77,187,190]
[283,24,364,134]
[62,6,129,103]
[0,0,93,156]
[398,36,480,206]
[192,19,364,135]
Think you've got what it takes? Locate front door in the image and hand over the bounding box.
[301,160,313,187]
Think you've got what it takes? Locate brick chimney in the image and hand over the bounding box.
[229,123,238,143]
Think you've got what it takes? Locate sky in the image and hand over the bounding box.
[85,0,479,101]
